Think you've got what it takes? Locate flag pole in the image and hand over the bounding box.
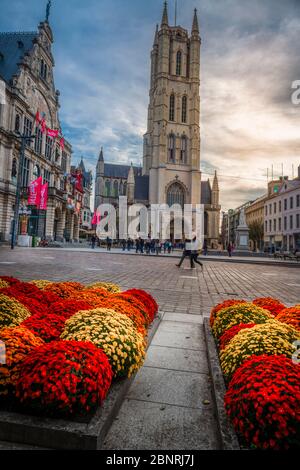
[175,0,177,26]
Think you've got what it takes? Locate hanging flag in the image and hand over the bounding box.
[59,137,65,150]
[39,183,48,210]
[28,176,42,206]
[75,172,83,192]
[47,128,59,138]
[41,118,46,134]
[91,211,101,225]
[35,110,41,125]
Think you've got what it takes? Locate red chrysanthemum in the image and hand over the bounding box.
[253,297,285,316]
[225,355,300,450]
[124,289,158,322]
[22,313,66,342]
[276,307,300,332]
[219,323,256,350]
[16,340,113,416]
[0,287,46,316]
[50,299,93,320]
[0,276,22,286]
[210,299,247,327]
[43,282,84,299]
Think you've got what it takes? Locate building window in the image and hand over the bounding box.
[61,152,67,173]
[290,197,293,209]
[167,182,185,208]
[176,51,182,76]
[113,180,118,197]
[15,114,20,132]
[265,206,268,216]
[45,136,53,160]
[296,213,299,229]
[284,216,287,231]
[297,194,300,207]
[105,180,110,197]
[168,134,175,162]
[40,59,48,80]
[273,202,276,214]
[273,219,276,232]
[169,94,175,121]
[23,117,32,137]
[269,204,272,215]
[123,181,127,196]
[265,221,267,232]
[279,200,281,212]
[269,220,272,232]
[21,158,30,187]
[35,127,43,154]
[119,181,124,195]
[43,169,51,185]
[278,218,281,231]
[180,135,187,163]
[33,164,40,178]
[290,215,293,230]
[11,158,17,179]
[284,199,287,211]
[182,96,187,123]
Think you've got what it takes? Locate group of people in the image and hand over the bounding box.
[129,238,174,255]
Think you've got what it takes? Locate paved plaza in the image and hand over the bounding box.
[0,247,299,449]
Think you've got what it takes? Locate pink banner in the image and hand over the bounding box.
[47,128,59,138]
[28,176,42,206]
[39,183,48,210]
[91,211,101,225]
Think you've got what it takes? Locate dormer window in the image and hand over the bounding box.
[17,40,24,49]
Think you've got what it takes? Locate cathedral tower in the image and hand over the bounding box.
[143,3,201,207]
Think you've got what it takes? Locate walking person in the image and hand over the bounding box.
[121,239,126,251]
[176,238,193,268]
[155,239,160,256]
[135,238,140,254]
[190,236,203,270]
[227,242,232,257]
[91,234,96,249]
[106,236,112,251]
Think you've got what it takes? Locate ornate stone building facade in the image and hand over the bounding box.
[94,4,221,246]
[0,14,78,243]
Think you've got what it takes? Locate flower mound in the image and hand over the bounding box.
[276,307,300,332]
[44,282,83,298]
[1,287,45,316]
[219,323,256,351]
[220,320,300,381]
[0,327,44,397]
[0,294,31,328]
[125,289,158,322]
[50,299,93,320]
[210,299,246,327]
[212,302,273,339]
[29,280,53,289]
[16,341,113,416]
[253,297,285,316]
[61,308,146,378]
[225,355,300,450]
[22,313,66,342]
[86,282,121,293]
[0,279,9,289]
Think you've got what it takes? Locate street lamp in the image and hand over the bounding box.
[11,132,36,250]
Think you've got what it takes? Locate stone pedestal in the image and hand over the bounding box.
[235,227,250,251]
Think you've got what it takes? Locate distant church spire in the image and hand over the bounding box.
[153,24,159,47]
[161,2,169,27]
[45,0,52,23]
[98,147,104,162]
[212,170,219,191]
[192,8,199,34]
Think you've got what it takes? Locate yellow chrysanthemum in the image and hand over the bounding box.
[86,282,121,293]
[29,280,53,289]
[0,294,31,329]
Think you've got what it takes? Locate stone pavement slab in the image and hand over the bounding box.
[144,345,209,374]
[151,321,206,350]
[102,400,220,450]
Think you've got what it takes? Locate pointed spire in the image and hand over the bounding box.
[98,147,104,162]
[127,163,135,184]
[45,0,52,23]
[161,2,169,27]
[153,24,159,47]
[213,170,219,191]
[192,8,199,34]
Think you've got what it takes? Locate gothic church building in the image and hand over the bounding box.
[95,3,220,246]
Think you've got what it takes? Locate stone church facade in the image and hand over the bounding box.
[0,14,82,243]
[95,4,220,246]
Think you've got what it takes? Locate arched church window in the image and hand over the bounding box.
[113,180,119,197]
[167,182,185,208]
[182,96,187,123]
[176,51,182,76]
[11,158,17,178]
[105,180,110,197]
[124,182,127,196]
[168,134,175,162]
[119,181,124,195]
[180,135,187,163]
[169,94,175,121]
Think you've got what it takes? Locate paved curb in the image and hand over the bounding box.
[203,317,240,450]
[0,313,162,450]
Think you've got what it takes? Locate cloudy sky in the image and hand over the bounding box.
[0,0,300,210]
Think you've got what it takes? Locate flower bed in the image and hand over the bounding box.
[0,277,158,419]
[209,297,300,449]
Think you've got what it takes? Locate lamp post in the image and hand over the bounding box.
[11,132,36,250]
